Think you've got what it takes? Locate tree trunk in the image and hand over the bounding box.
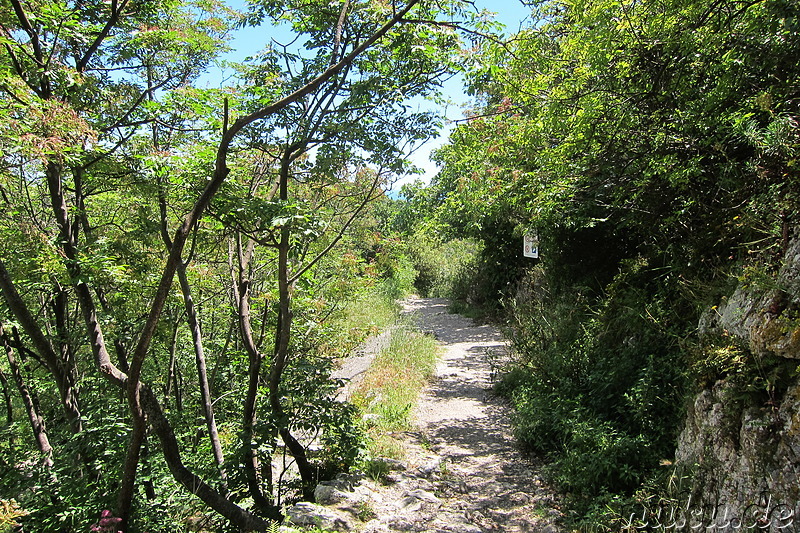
[118,415,145,531]
[70,275,279,528]
[231,236,277,514]
[272,153,316,501]
[0,365,14,454]
[140,383,280,526]
[0,260,82,433]
[176,262,229,496]
[165,315,180,403]
[50,283,83,433]
[272,232,316,501]
[141,438,157,501]
[209,317,235,397]
[0,365,12,424]
[1,324,53,467]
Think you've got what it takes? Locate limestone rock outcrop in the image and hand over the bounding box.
[675,233,800,531]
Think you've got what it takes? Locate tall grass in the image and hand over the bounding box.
[340,291,400,333]
[316,291,401,363]
[352,327,439,458]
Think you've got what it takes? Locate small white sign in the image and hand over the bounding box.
[523,233,539,259]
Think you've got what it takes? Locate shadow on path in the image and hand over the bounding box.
[381,297,564,533]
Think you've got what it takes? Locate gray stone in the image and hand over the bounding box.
[285,502,353,532]
[385,473,404,484]
[417,459,441,477]
[700,234,800,360]
[509,491,531,504]
[400,488,441,512]
[314,482,349,504]
[675,232,800,531]
[676,372,800,530]
[377,457,407,471]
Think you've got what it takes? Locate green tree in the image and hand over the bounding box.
[0,0,485,529]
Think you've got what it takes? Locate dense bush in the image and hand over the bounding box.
[404,231,481,299]
[498,262,687,516]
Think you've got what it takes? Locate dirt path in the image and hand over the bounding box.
[347,298,564,532]
[297,298,564,532]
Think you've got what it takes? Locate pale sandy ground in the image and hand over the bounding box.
[352,298,564,532]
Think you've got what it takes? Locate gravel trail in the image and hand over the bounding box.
[352,298,565,532]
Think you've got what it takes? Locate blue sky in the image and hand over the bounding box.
[208,1,533,189]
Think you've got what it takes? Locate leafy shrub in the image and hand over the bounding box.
[372,240,418,301]
[317,401,368,478]
[499,261,689,520]
[556,421,652,498]
[0,500,28,533]
[404,232,481,299]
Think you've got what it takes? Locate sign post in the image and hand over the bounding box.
[523,233,539,259]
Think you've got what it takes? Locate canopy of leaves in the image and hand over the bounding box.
[0,0,488,530]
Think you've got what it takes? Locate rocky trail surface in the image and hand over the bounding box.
[289,298,564,532]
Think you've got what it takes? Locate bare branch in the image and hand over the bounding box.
[76,0,131,72]
[7,0,43,65]
[331,0,351,66]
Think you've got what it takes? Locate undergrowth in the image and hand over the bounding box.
[351,326,439,460]
[496,263,691,528]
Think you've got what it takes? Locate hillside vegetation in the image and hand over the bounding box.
[385,0,800,528]
[1,0,798,531]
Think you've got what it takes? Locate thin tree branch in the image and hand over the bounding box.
[289,170,382,284]
[76,0,131,72]
[331,0,351,66]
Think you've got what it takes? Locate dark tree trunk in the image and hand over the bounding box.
[0,365,15,454]
[165,316,180,405]
[272,236,316,501]
[272,153,316,501]
[232,236,277,514]
[0,365,12,424]
[1,324,53,467]
[141,438,157,501]
[0,260,82,433]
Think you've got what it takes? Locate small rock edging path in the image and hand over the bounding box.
[289,297,564,532]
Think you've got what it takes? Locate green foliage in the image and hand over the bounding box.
[0,500,28,533]
[4,394,132,532]
[317,401,367,478]
[362,457,392,483]
[390,0,800,527]
[498,263,688,520]
[0,0,483,527]
[404,231,481,299]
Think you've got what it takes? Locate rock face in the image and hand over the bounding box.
[285,501,353,531]
[700,230,800,360]
[675,380,800,530]
[675,234,800,531]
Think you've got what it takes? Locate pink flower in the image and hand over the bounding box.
[90,510,122,533]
